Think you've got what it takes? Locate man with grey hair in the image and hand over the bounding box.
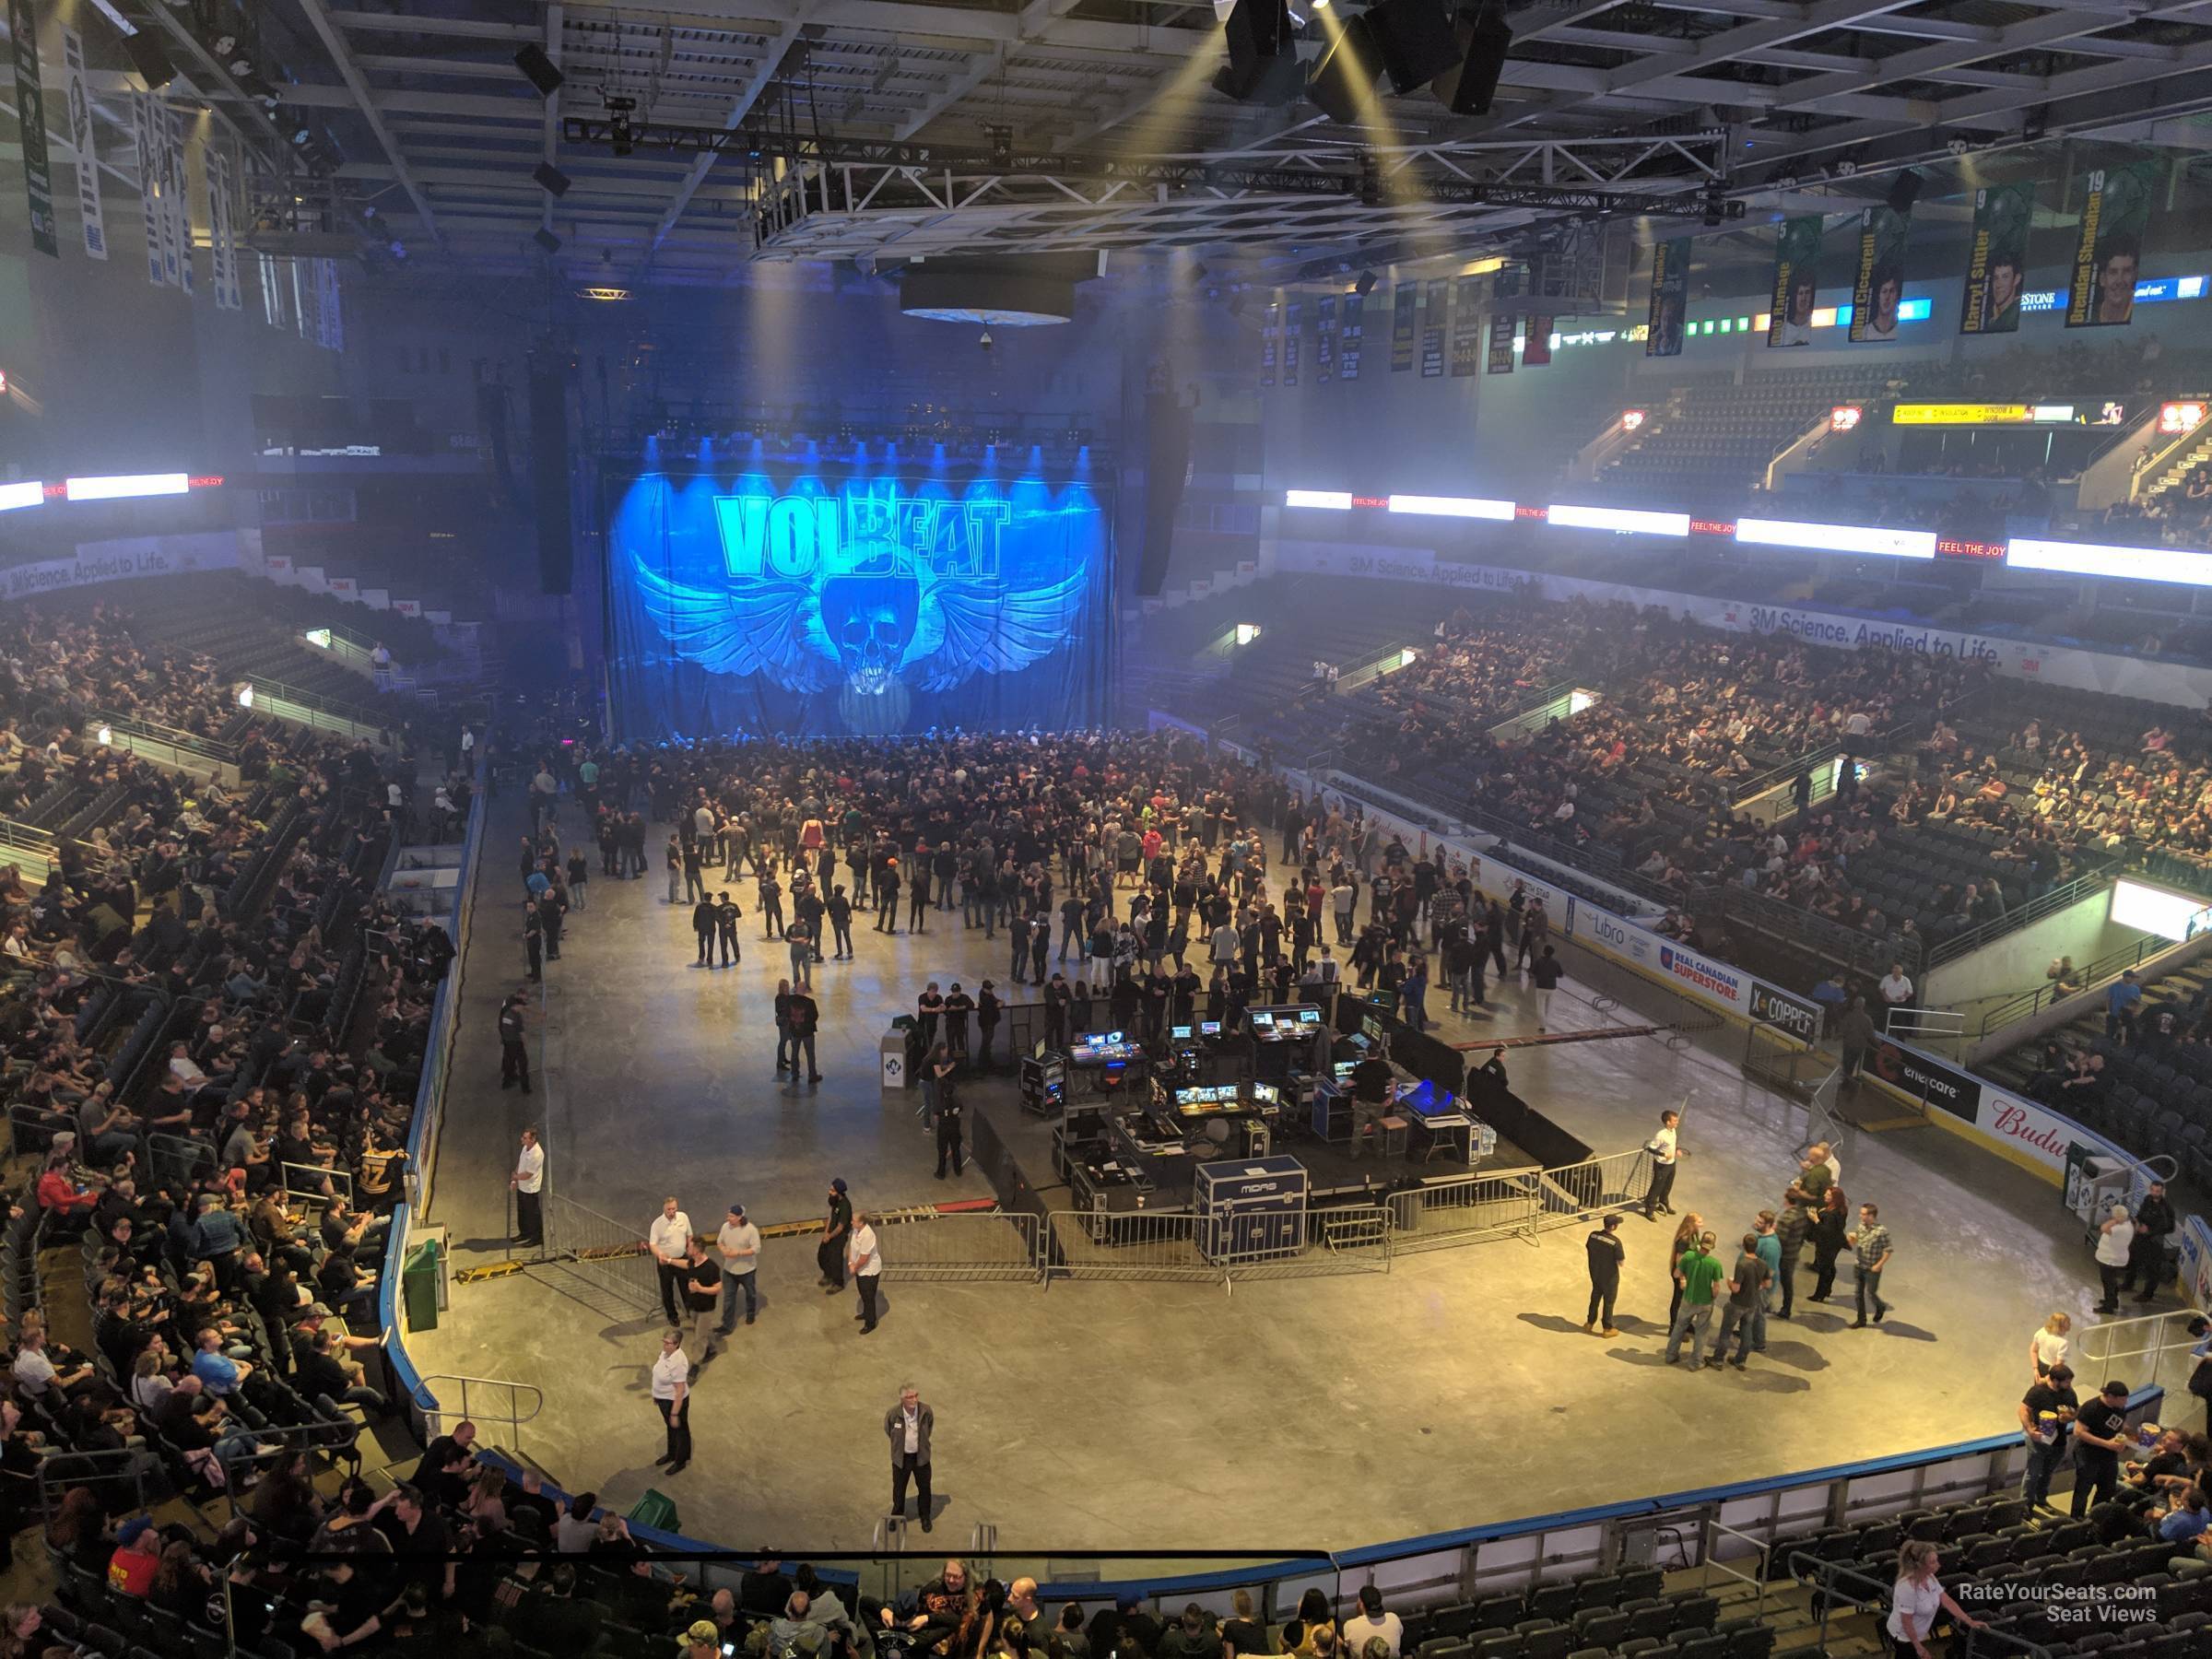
[885,1383,934,1532]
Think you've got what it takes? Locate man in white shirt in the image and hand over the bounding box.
[11,1330,88,1402]
[1340,1586,1404,1657]
[1641,1110,1683,1219]
[2095,1205,2136,1314]
[649,1197,693,1326]
[510,1128,545,1249]
[884,1384,934,1531]
[848,1212,883,1335]
[650,1329,691,1475]
[716,1203,761,1334]
[1877,963,1914,1031]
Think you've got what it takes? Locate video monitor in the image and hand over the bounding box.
[1171,1024,1193,1041]
[1201,1020,1221,1036]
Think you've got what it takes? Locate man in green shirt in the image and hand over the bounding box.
[1665,1230,1726,1371]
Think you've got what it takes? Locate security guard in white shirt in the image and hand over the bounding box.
[649,1197,693,1325]
[509,1128,544,1248]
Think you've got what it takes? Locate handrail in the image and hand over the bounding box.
[1783,1551,2052,1659]
[1926,871,2113,968]
[410,1372,546,1452]
[1975,931,2170,1038]
[96,710,241,765]
[237,672,391,734]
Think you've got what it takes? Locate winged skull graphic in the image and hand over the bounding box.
[632,548,1089,702]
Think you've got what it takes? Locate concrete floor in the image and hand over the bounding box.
[408,789,2123,1557]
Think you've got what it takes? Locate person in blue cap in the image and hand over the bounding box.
[716,1203,760,1332]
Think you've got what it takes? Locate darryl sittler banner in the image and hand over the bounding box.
[1961,183,2032,335]
[1644,237,1688,358]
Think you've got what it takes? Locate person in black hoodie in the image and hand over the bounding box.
[692,895,718,966]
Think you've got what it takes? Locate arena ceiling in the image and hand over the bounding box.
[29,0,2212,281]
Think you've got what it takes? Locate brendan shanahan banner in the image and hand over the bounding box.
[60,25,105,259]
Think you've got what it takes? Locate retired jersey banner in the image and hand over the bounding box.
[1260,298,1277,386]
[60,26,104,260]
[1960,183,2031,335]
[207,142,241,310]
[1450,275,1483,375]
[1767,216,1821,346]
[1486,312,1516,375]
[1848,204,1910,342]
[1283,300,1300,385]
[134,95,164,286]
[1522,315,1552,368]
[163,103,194,295]
[1315,295,1335,382]
[10,0,61,257]
[1339,293,1363,379]
[1391,284,1417,371]
[1644,236,1688,357]
[2065,161,2156,329]
[1419,279,1448,377]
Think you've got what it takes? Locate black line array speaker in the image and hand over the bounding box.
[1306,16,1382,125]
[1136,394,1194,598]
[124,31,177,91]
[1366,0,1462,94]
[1432,3,1513,117]
[527,354,575,596]
[1215,0,1296,100]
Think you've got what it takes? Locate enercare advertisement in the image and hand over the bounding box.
[1875,1036,2112,1179]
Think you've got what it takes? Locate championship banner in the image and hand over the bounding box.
[1644,236,1688,357]
[1419,279,1447,377]
[1314,295,1335,382]
[163,103,193,295]
[1848,204,1910,342]
[207,142,241,310]
[1390,284,1417,371]
[10,0,61,257]
[1766,215,1821,346]
[1260,298,1277,387]
[2065,161,2156,329]
[1960,183,2031,335]
[1282,299,1300,385]
[321,259,344,348]
[1450,274,1483,375]
[1339,293,1363,379]
[60,25,104,260]
[135,97,164,286]
[1522,315,1552,368]
[257,251,285,327]
[148,97,183,288]
[1486,312,1516,375]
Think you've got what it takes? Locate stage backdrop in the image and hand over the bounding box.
[605,461,1114,739]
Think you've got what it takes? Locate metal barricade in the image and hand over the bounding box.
[1536,1148,1653,1227]
[1044,1209,1220,1283]
[1229,1203,1394,1283]
[1800,1065,1857,1164]
[1383,1171,1541,1253]
[539,1190,664,1314]
[34,1444,165,1523]
[877,1210,1043,1283]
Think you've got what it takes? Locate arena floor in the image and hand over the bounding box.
[406,788,2117,1559]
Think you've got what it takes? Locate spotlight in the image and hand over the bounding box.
[535,162,572,196]
[535,227,561,253]
[515,43,566,98]
[212,34,235,54]
[979,328,994,351]
[606,97,636,157]
[1355,268,1377,295]
[228,58,252,77]
[986,124,1014,170]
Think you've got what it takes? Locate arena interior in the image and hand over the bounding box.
[11,2,2212,1656]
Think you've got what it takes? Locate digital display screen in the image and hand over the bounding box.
[1201,1020,1221,1035]
[1250,1012,1275,1030]
[2111,879,2212,942]
[1171,1024,1192,1040]
[1735,518,1936,560]
[1296,1007,1322,1025]
[2006,539,2212,588]
[1546,503,1693,536]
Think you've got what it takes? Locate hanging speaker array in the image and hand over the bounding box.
[1215,0,1513,125]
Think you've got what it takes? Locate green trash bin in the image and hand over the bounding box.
[628,1488,679,1533]
[401,1238,441,1332]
